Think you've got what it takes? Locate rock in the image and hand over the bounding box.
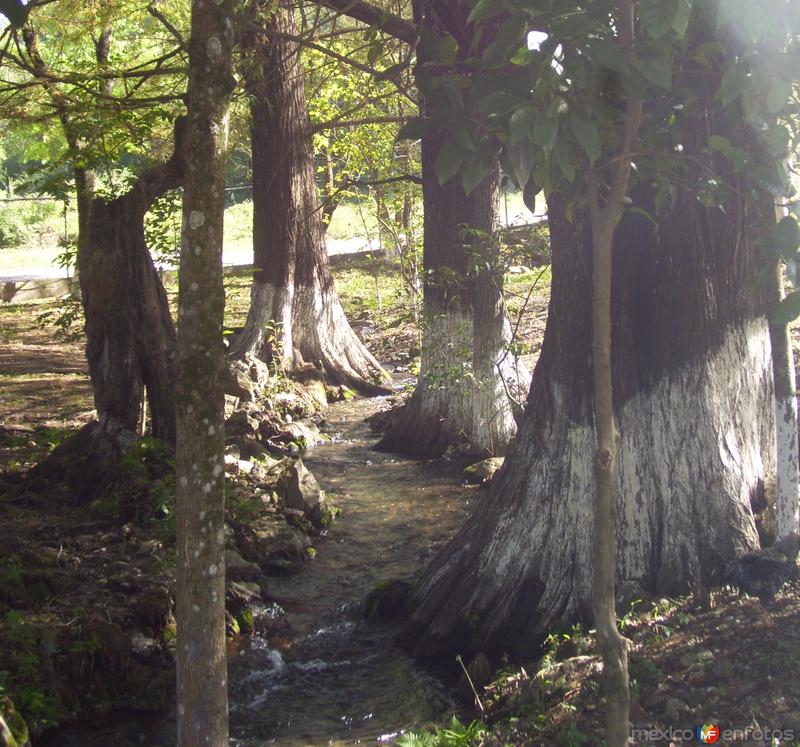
[662,696,688,722]
[235,434,271,461]
[226,580,264,615]
[248,357,271,389]
[278,459,329,529]
[279,421,324,449]
[275,392,297,406]
[226,409,260,437]
[233,513,312,575]
[224,395,240,419]
[225,357,270,402]
[130,632,164,664]
[363,579,413,620]
[136,587,174,636]
[225,361,259,401]
[463,457,505,485]
[238,459,254,475]
[225,548,263,583]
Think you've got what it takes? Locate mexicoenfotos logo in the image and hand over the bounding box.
[696,723,720,744]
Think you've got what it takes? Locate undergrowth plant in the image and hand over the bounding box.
[396,716,486,747]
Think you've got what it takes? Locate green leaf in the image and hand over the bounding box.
[773,216,800,258]
[508,139,534,188]
[0,0,28,27]
[763,124,791,158]
[571,113,601,165]
[510,106,537,145]
[479,92,519,117]
[636,52,672,89]
[590,39,630,73]
[461,151,494,195]
[455,124,479,153]
[396,117,438,141]
[717,62,745,107]
[671,0,693,38]
[708,134,732,152]
[468,0,505,23]
[523,177,538,213]
[773,290,800,326]
[532,114,558,152]
[435,140,466,185]
[438,35,460,66]
[555,139,577,182]
[639,0,677,39]
[766,78,792,114]
[627,205,658,227]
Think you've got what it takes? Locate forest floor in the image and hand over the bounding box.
[1,253,799,746]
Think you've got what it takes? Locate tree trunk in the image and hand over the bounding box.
[401,182,775,660]
[376,1,528,459]
[377,135,527,459]
[768,263,800,540]
[232,5,388,395]
[80,119,185,445]
[175,0,234,744]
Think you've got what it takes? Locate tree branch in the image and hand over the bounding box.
[311,114,407,133]
[316,0,416,43]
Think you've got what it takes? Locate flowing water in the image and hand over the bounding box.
[47,393,476,746]
[229,393,474,745]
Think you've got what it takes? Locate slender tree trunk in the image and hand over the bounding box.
[233,4,388,394]
[175,1,234,743]
[401,151,776,661]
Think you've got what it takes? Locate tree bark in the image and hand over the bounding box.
[377,1,529,459]
[80,119,185,445]
[768,263,800,540]
[175,1,234,743]
[401,126,776,660]
[232,4,388,394]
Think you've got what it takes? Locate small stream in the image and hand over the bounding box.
[48,393,475,746]
[229,393,474,745]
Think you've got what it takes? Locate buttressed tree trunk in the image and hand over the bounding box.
[401,77,776,659]
[377,1,529,459]
[80,118,186,446]
[232,4,388,394]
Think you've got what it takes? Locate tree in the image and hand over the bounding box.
[231,2,389,394]
[6,2,188,439]
[401,0,794,673]
[80,119,185,446]
[174,0,235,742]
[361,0,530,458]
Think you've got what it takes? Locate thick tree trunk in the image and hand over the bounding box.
[376,1,528,459]
[768,264,800,539]
[79,120,185,445]
[175,1,234,744]
[401,177,776,657]
[377,136,527,458]
[232,5,388,394]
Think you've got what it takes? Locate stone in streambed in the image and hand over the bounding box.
[362,579,413,620]
[278,459,333,531]
[463,457,505,485]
